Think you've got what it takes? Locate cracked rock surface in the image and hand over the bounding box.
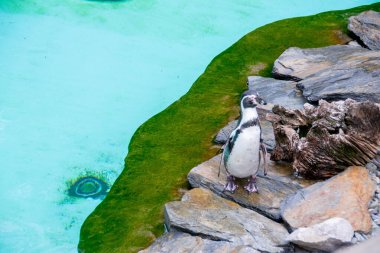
[348,10,380,50]
[164,188,289,253]
[281,166,375,233]
[272,45,380,103]
[138,231,260,253]
[188,154,313,221]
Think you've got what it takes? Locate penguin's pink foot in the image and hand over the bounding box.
[224,175,238,193]
[244,176,258,193]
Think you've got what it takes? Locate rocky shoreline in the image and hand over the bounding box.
[139,10,380,253]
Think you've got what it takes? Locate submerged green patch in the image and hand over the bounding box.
[68,176,109,199]
[79,3,380,253]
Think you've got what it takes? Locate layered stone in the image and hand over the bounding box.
[165,188,289,253]
[281,166,375,233]
[348,10,380,50]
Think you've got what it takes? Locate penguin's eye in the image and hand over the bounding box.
[258,97,267,105]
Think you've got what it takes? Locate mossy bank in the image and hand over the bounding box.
[79,3,380,253]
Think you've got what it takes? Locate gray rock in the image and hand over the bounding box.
[335,234,380,253]
[272,45,370,80]
[297,61,380,103]
[347,41,362,47]
[187,154,308,221]
[260,118,276,151]
[287,217,354,252]
[214,120,238,144]
[273,45,380,103]
[138,231,260,253]
[248,76,306,110]
[164,188,290,253]
[348,10,380,50]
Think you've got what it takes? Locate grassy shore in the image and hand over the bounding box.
[79,3,380,252]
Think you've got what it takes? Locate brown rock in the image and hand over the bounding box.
[281,166,375,233]
[187,155,315,220]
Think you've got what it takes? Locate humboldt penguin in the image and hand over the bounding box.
[222,90,268,193]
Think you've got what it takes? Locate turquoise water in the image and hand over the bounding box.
[0,0,377,252]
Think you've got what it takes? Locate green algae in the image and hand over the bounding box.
[79,3,380,253]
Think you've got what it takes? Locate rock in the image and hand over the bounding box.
[260,118,276,151]
[348,10,380,50]
[272,45,380,103]
[187,155,310,221]
[138,231,260,253]
[335,234,380,253]
[281,166,375,233]
[165,188,290,253]
[247,76,306,110]
[272,45,369,80]
[214,120,238,144]
[347,41,362,47]
[287,217,354,252]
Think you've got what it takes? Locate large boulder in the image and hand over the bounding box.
[187,155,311,221]
[348,10,380,50]
[139,231,260,253]
[281,166,375,233]
[164,188,290,253]
[272,45,380,103]
[287,217,354,252]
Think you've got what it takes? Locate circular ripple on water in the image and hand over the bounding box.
[68,176,109,199]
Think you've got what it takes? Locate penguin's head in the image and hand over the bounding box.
[241,90,267,109]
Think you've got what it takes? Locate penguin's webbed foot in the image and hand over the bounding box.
[224,175,238,193]
[244,176,258,193]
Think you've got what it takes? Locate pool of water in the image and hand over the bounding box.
[0,0,377,252]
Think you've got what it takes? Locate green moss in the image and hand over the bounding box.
[79,3,380,253]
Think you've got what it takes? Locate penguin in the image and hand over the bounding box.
[221,90,268,193]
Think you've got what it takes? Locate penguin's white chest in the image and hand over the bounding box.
[227,126,261,178]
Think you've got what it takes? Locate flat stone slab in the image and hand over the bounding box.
[165,188,290,253]
[187,154,312,220]
[272,45,380,103]
[139,231,260,253]
[248,76,306,110]
[348,10,380,50]
[281,166,376,233]
[272,45,371,80]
